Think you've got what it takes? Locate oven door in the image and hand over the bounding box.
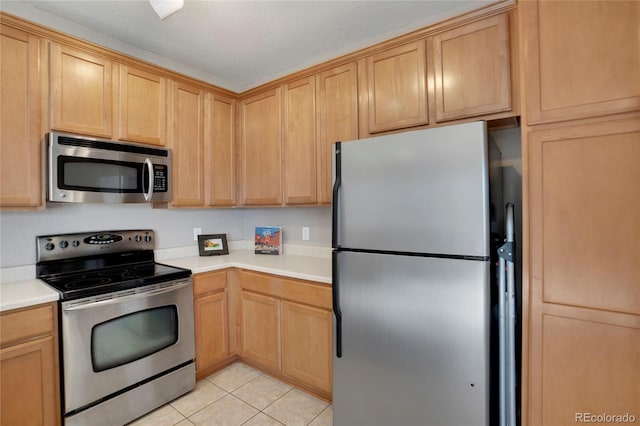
[60,278,194,414]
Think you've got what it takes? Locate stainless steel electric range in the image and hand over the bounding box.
[36,230,196,426]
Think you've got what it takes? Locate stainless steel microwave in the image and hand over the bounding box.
[47,132,171,203]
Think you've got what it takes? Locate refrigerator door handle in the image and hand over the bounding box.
[332,250,343,358]
[332,142,342,249]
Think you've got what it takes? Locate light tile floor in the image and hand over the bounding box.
[129,362,333,426]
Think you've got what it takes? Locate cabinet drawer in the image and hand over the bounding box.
[0,303,55,347]
[193,270,228,297]
[237,270,331,310]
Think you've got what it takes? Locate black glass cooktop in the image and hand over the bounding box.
[40,261,191,300]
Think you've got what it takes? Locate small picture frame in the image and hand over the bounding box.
[198,234,229,256]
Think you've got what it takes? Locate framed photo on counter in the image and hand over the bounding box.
[198,234,229,256]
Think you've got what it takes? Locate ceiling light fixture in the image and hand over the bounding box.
[149,0,184,20]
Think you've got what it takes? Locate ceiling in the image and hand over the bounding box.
[6,0,493,93]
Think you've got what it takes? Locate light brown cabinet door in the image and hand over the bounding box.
[118,65,167,146]
[171,82,205,206]
[240,290,281,372]
[1,336,59,426]
[282,301,332,394]
[205,94,236,206]
[194,291,229,377]
[527,117,640,425]
[284,77,317,205]
[366,40,427,133]
[0,26,43,208]
[522,1,640,124]
[317,63,358,204]
[432,14,511,122]
[50,43,114,138]
[239,89,283,205]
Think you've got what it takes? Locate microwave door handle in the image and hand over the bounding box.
[143,158,154,201]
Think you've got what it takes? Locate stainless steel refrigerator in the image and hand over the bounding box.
[332,121,494,426]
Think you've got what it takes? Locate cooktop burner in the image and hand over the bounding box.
[36,230,191,300]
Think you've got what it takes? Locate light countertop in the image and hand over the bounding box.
[1,246,331,312]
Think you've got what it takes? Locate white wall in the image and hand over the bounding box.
[0,205,331,268]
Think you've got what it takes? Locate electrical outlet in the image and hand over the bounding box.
[302,227,310,241]
[193,227,202,241]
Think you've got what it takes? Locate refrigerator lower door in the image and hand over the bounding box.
[333,251,490,426]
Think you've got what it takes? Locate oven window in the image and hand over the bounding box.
[91,306,178,372]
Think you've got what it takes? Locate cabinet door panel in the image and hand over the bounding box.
[171,82,205,206]
[529,118,640,315]
[433,14,511,121]
[367,41,427,133]
[239,89,283,205]
[522,1,640,123]
[317,63,358,204]
[240,290,281,371]
[206,94,236,206]
[0,26,42,208]
[119,65,167,145]
[195,291,229,374]
[284,77,317,205]
[1,336,58,426]
[50,43,113,138]
[282,301,332,394]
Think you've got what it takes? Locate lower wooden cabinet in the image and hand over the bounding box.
[193,271,230,379]
[0,302,60,426]
[240,290,282,372]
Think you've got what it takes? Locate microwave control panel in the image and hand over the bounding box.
[153,165,168,193]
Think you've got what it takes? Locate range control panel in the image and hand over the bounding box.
[36,230,154,262]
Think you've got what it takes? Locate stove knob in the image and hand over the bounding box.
[60,240,69,249]
[135,235,142,242]
[144,235,152,242]
[72,240,80,247]
[45,242,55,251]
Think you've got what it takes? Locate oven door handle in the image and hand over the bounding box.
[62,280,191,312]
[143,158,154,201]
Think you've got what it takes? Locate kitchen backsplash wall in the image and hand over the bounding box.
[0,205,331,268]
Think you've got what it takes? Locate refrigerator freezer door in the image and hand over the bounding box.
[335,121,489,257]
[333,251,490,426]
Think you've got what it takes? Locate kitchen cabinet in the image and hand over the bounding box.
[316,62,358,204]
[205,93,236,206]
[521,0,640,124]
[0,302,60,426]
[365,40,427,133]
[194,271,230,380]
[282,301,332,395]
[526,117,640,425]
[432,14,511,122]
[50,43,114,138]
[240,290,282,372]
[238,88,283,206]
[283,76,317,205]
[0,26,44,209]
[170,81,205,206]
[118,65,168,146]
[238,270,332,399]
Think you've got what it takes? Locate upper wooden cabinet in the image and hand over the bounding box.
[366,40,427,133]
[239,88,283,206]
[317,63,358,204]
[205,93,236,206]
[170,81,205,206]
[0,26,44,209]
[50,43,114,138]
[522,1,640,124]
[432,14,511,122]
[283,77,317,205]
[118,65,168,146]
